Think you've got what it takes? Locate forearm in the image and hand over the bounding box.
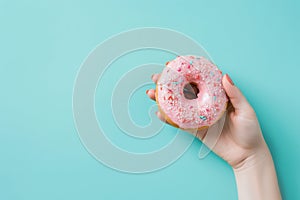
[233,149,282,200]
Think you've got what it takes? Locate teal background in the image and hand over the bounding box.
[1,0,299,199]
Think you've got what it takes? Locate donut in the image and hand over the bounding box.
[155,55,228,130]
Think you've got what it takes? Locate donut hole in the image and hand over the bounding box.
[183,82,199,100]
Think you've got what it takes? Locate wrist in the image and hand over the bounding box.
[233,142,271,172]
[233,146,282,200]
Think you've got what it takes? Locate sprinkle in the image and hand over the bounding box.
[199,115,207,120]
[190,60,193,65]
[213,96,216,101]
[172,80,183,85]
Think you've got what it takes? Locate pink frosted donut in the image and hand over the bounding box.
[156,55,228,130]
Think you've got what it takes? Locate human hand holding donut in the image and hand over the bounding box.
[146,58,282,200]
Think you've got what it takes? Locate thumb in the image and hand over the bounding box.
[222,74,252,113]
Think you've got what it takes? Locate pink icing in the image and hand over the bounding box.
[157,55,228,129]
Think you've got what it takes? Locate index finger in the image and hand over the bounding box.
[151,74,161,84]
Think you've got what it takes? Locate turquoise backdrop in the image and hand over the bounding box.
[1,0,299,199]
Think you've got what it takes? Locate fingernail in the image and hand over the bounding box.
[226,74,234,85]
[146,90,149,94]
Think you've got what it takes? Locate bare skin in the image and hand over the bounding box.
[146,73,282,200]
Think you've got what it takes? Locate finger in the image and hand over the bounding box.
[151,74,160,84]
[222,74,253,114]
[146,89,156,101]
[156,111,170,125]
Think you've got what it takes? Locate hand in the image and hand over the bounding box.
[147,73,282,200]
[147,73,267,169]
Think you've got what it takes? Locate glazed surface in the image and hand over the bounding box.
[156,56,228,129]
